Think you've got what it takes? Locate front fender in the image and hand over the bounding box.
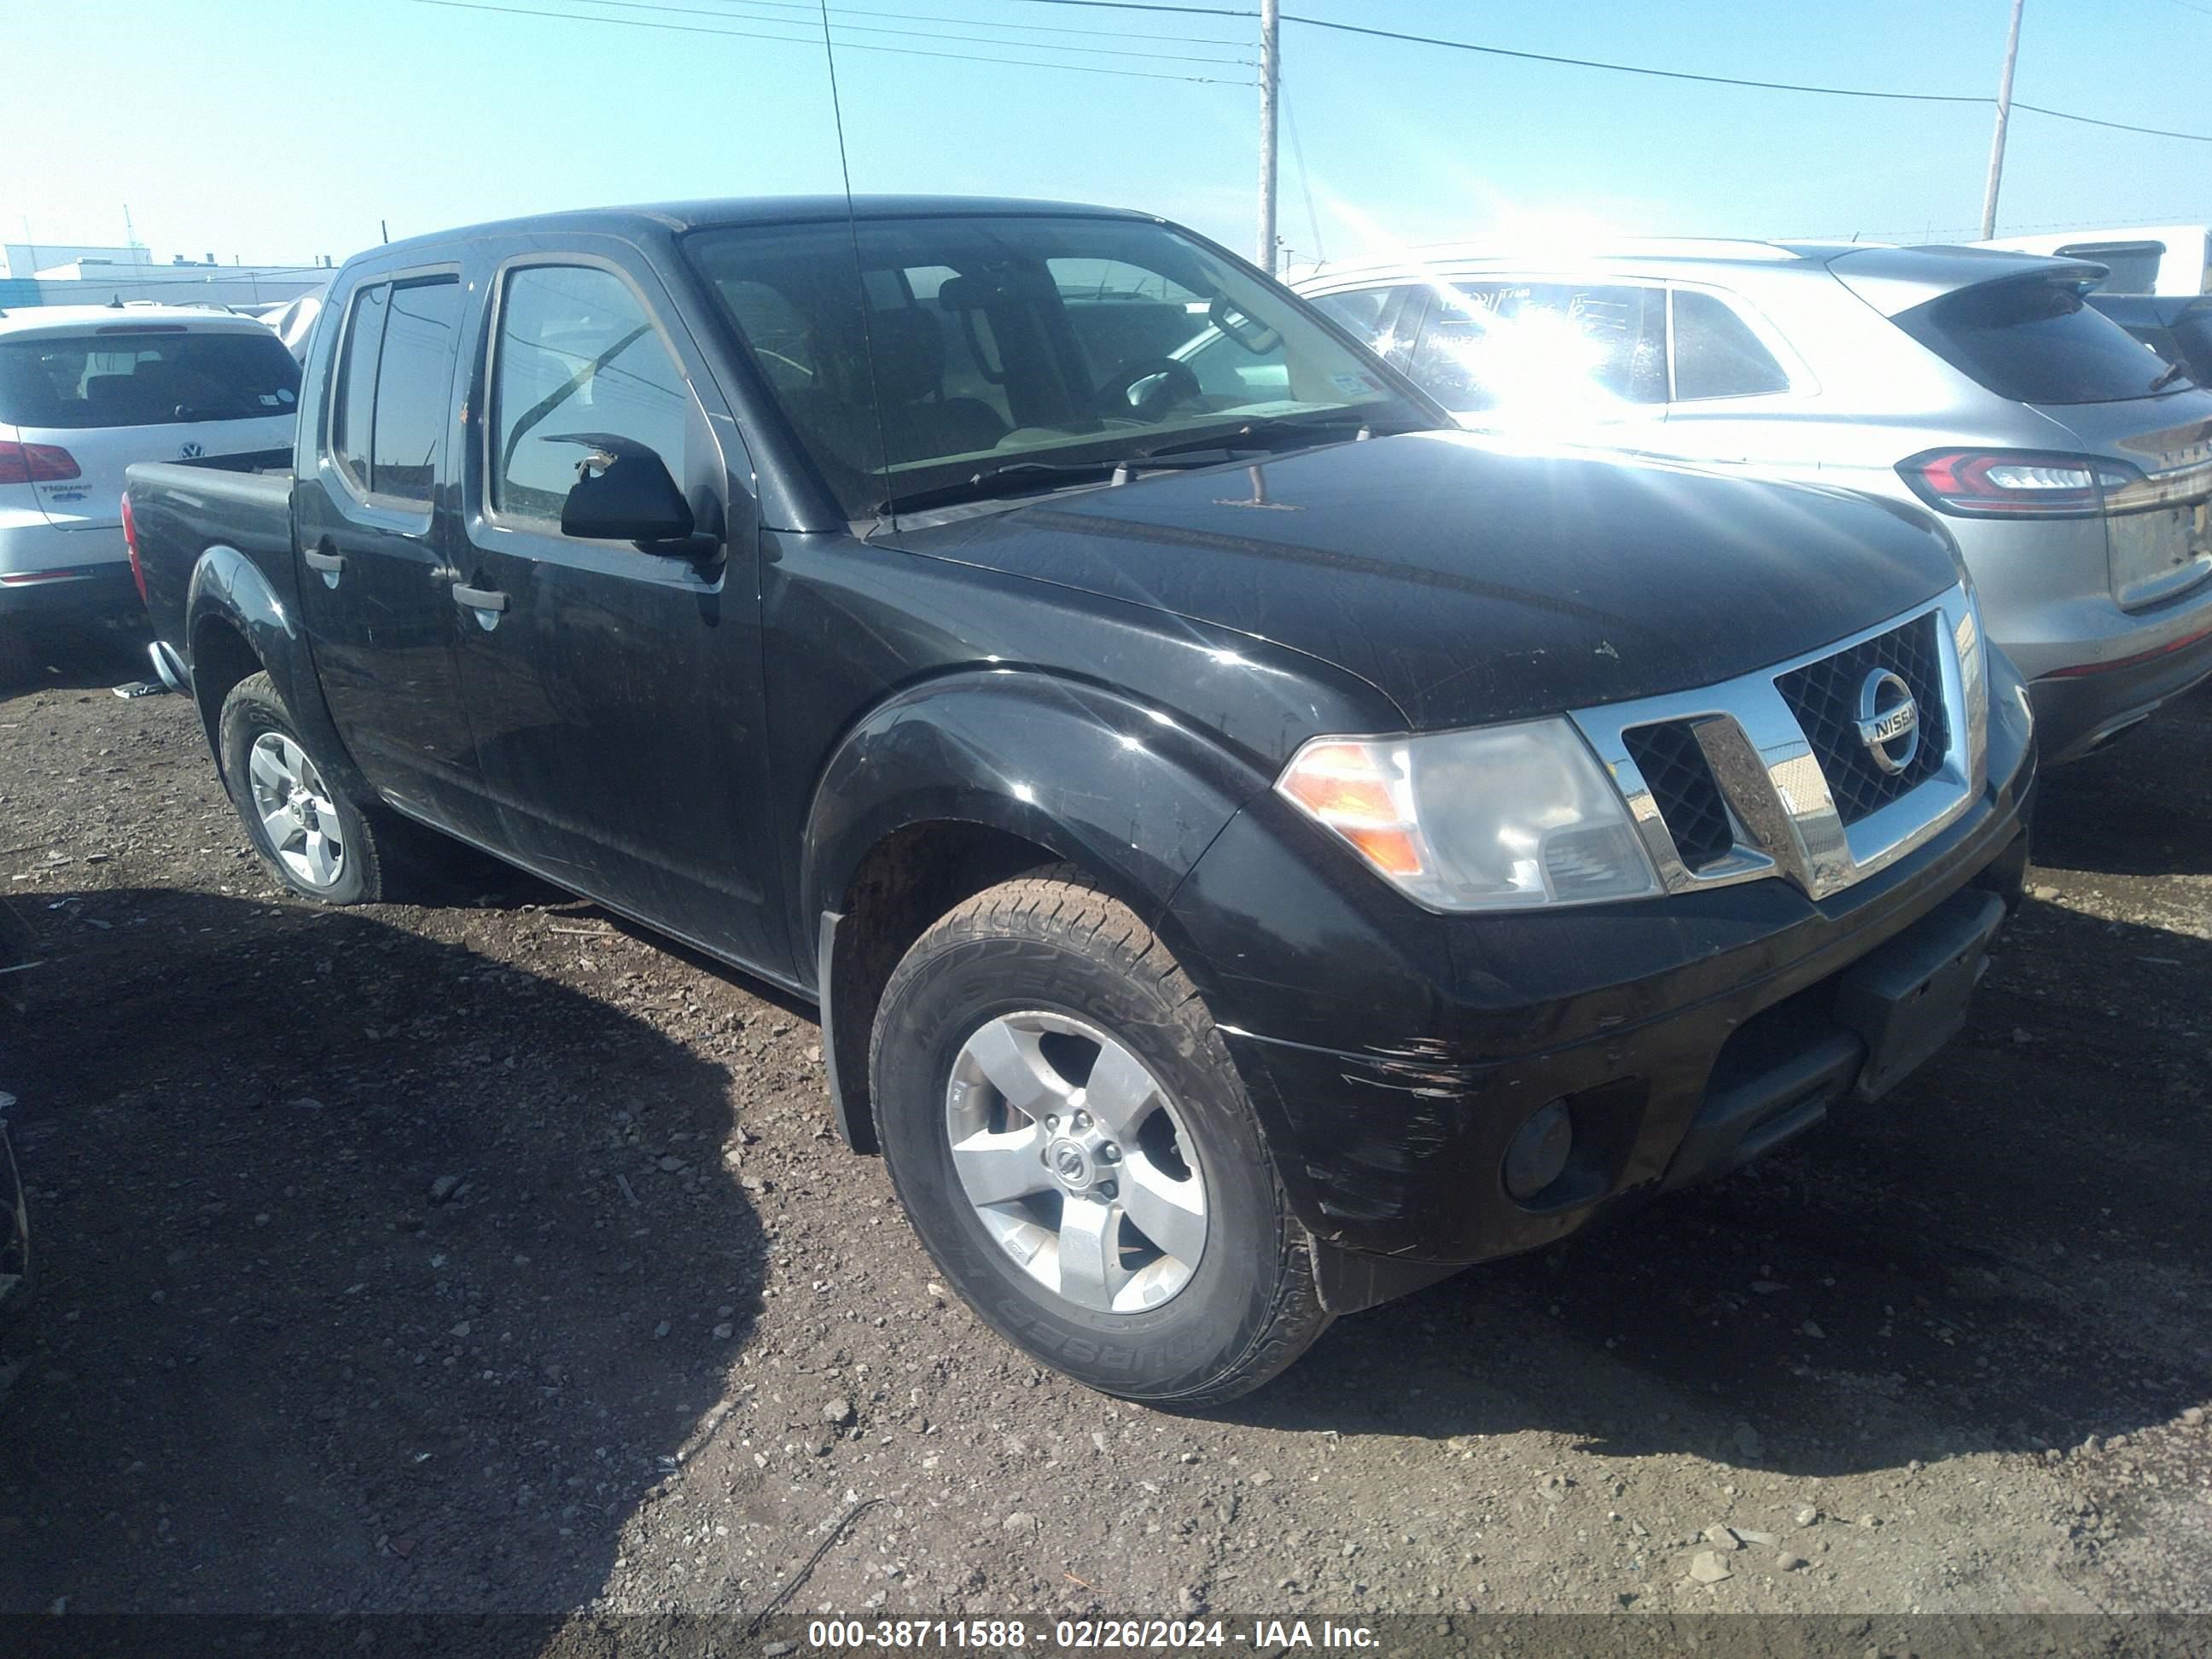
[800,670,1272,936]
[186,546,370,801]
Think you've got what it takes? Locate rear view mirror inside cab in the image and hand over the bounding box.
[1209,294,1282,357]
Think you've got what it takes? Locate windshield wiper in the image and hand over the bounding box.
[1138,410,1429,462]
[2149,360,2194,393]
[869,453,1225,517]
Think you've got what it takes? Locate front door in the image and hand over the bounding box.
[447,253,788,977]
[294,272,488,835]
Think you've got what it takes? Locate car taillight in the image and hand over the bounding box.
[0,440,82,486]
[1898,448,2139,517]
[122,490,148,607]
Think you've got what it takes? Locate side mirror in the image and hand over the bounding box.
[552,433,696,545]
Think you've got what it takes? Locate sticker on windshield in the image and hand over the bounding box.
[1329,371,1383,397]
[277,387,295,405]
[259,393,282,406]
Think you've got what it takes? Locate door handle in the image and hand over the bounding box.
[303,548,345,573]
[451,582,509,613]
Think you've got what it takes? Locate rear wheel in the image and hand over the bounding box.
[219,672,386,905]
[869,868,1330,1405]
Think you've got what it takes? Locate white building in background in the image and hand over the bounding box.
[3,242,335,313]
[2,242,153,281]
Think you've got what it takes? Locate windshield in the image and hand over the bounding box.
[0,328,300,429]
[1895,277,2194,404]
[684,214,1434,518]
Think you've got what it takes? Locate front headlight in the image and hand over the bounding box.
[1276,718,1659,912]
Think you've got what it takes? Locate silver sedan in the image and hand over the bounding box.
[1298,241,2212,763]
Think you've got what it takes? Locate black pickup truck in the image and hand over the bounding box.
[126,198,2035,1404]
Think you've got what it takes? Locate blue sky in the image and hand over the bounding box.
[9,0,2209,271]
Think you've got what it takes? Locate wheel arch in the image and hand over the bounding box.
[802,671,1270,1154]
[184,545,369,801]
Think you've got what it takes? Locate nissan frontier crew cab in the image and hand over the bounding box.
[125,199,2036,1405]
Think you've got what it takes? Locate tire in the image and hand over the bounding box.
[869,867,1330,1406]
[219,672,386,905]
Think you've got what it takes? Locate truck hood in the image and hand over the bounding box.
[902,430,1963,729]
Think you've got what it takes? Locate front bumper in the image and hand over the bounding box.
[1165,664,2035,1296]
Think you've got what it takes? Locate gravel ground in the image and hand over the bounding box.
[0,630,2207,1627]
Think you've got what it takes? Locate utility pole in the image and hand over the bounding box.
[1978,0,2025,240]
[1256,0,1280,274]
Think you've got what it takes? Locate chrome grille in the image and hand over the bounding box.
[1774,613,1947,824]
[1621,721,1733,871]
[1574,588,1985,904]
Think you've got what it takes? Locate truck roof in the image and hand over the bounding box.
[373,195,1159,260]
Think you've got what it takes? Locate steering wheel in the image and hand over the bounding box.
[1096,358,1204,422]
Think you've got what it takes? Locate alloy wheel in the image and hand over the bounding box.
[944,1010,1208,1314]
[247,731,346,890]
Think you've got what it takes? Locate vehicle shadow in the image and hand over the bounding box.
[0,618,156,697]
[2032,684,2212,878]
[1224,897,2212,1476]
[0,886,765,1623]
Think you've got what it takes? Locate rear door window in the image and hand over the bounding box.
[329,284,388,491]
[1896,277,2180,404]
[328,276,463,504]
[369,281,463,504]
[1412,282,1665,414]
[0,328,299,429]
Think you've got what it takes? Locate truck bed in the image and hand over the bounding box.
[125,462,295,660]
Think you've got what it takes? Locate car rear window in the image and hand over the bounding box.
[1895,277,2180,405]
[2168,308,2212,386]
[0,328,300,429]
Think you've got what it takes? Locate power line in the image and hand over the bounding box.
[578,0,1254,61]
[681,0,1250,47]
[404,0,1252,79]
[2010,102,2212,145]
[975,0,2212,145]
[1276,9,2212,143]
[958,0,1250,14]
[1277,12,1986,108]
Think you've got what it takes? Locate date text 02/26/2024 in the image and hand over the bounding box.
[800,1621,1380,1650]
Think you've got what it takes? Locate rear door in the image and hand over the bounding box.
[292,271,491,835]
[446,248,785,975]
[1655,286,1806,465]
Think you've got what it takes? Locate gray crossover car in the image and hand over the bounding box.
[1297,242,2212,762]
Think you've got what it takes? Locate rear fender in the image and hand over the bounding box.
[185,545,370,801]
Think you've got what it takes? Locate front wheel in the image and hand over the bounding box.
[869,869,1330,1405]
[219,672,386,905]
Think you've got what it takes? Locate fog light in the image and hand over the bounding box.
[1502,1099,1573,1201]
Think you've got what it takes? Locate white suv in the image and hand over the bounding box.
[0,303,298,679]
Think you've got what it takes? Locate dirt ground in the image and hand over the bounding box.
[0,627,2207,1631]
